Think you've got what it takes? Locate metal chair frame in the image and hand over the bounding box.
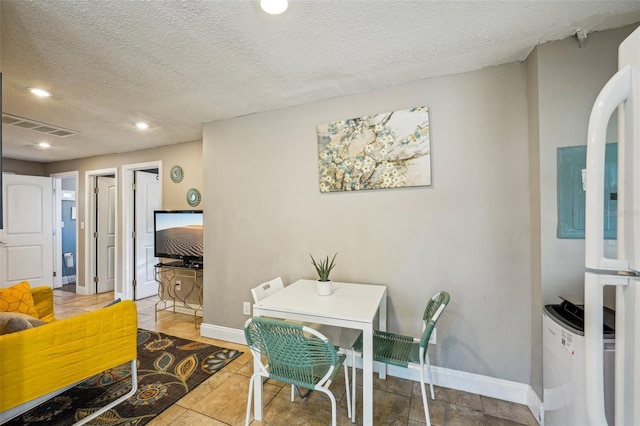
[351,291,450,426]
[244,317,352,426]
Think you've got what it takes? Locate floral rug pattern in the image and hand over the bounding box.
[8,329,242,425]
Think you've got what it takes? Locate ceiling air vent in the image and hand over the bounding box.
[2,113,79,137]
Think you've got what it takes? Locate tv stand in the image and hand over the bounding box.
[154,263,203,328]
[156,260,202,269]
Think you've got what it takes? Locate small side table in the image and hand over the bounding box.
[154,263,203,327]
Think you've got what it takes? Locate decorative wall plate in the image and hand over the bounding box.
[170,165,184,183]
[186,188,201,207]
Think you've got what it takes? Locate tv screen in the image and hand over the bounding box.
[154,210,203,266]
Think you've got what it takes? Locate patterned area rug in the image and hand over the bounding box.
[7,329,242,425]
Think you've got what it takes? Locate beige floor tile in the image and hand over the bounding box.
[177,370,234,409]
[147,404,189,425]
[189,373,279,425]
[414,384,482,411]
[372,387,411,426]
[374,372,414,398]
[348,385,410,426]
[161,409,226,425]
[483,414,533,426]
[260,384,340,426]
[426,399,486,426]
[480,396,538,426]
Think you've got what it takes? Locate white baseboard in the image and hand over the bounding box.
[528,386,545,425]
[200,322,246,345]
[200,322,544,425]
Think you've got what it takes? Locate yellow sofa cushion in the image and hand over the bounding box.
[0,282,39,318]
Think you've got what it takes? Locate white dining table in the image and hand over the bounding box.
[251,278,387,425]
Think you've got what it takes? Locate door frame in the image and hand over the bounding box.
[51,171,78,289]
[121,161,163,301]
[84,168,118,296]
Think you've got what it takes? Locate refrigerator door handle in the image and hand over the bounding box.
[584,272,629,426]
[585,65,631,271]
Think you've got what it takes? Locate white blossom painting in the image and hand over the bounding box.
[316,106,431,192]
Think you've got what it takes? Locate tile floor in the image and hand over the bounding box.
[53,289,539,426]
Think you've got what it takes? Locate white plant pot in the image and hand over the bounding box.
[316,280,333,296]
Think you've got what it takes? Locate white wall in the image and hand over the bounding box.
[203,62,532,383]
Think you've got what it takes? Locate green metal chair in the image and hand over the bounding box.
[244,317,352,426]
[351,291,450,426]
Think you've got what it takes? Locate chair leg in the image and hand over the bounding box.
[343,360,352,421]
[246,373,257,426]
[425,353,435,400]
[419,368,431,426]
[351,351,357,423]
[317,388,338,426]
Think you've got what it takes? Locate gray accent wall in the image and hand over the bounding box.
[202,24,639,390]
[203,62,532,384]
[534,25,637,310]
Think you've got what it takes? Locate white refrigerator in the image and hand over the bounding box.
[584,25,640,426]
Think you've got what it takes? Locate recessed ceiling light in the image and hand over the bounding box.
[260,0,288,15]
[31,141,51,150]
[28,87,52,98]
[136,122,149,130]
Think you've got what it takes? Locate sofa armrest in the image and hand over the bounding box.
[0,300,138,412]
[30,286,55,322]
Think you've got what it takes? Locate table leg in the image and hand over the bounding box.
[362,323,373,425]
[253,356,263,421]
[379,291,388,380]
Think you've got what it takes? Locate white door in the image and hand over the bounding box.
[134,170,160,299]
[0,174,53,288]
[96,176,116,293]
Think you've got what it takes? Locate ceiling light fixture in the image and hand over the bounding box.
[32,142,51,150]
[260,0,288,15]
[136,122,149,130]
[28,87,52,98]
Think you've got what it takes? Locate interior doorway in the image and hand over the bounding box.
[84,168,117,296]
[52,172,78,292]
[122,162,162,301]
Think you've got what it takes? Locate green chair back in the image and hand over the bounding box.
[419,291,450,350]
[244,317,338,390]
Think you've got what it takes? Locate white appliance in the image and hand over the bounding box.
[543,299,615,425]
[584,25,640,426]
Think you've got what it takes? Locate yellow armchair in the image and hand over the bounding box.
[0,286,138,424]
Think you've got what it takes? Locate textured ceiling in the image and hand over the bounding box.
[2,1,640,162]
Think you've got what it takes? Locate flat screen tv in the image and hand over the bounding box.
[154,210,203,267]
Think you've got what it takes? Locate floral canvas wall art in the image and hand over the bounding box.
[316,106,431,192]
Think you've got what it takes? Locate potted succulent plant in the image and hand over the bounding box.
[310,253,337,296]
